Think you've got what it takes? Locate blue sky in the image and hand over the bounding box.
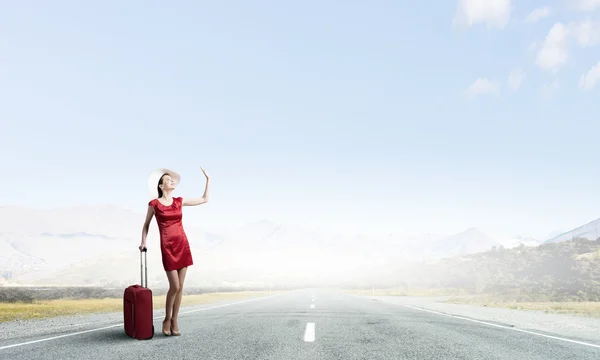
[1,1,600,239]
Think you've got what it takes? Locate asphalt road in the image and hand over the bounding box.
[1,289,599,360]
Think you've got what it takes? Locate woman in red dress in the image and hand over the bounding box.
[139,167,210,336]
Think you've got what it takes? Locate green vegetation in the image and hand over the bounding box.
[425,237,600,302]
[348,237,600,303]
[344,238,600,317]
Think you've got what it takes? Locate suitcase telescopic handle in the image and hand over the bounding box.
[140,247,148,288]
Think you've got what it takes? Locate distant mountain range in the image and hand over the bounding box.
[1,204,596,288]
[544,217,600,244]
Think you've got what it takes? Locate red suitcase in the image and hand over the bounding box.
[123,248,154,340]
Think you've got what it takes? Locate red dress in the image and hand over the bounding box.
[148,197,194,271]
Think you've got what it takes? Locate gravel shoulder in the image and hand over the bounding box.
[366,295,600,345]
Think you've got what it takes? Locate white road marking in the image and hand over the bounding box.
[0,292,287,351]
[0,324,124,351]
[303,322,315,342]
[404,304,600,349]
[310,304,315,309]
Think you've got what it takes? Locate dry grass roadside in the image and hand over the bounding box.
[443,297,600,318]
[342,287,469,297]
[0,290,285,323]
[343,288,600,318]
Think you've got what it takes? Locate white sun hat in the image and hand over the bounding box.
[147,168,181,200]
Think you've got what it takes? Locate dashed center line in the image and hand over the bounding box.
[310,304,315,309]
[304,322,315,342]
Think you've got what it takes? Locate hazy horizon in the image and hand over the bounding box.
[0,202,583,241]
[2,193,599,291]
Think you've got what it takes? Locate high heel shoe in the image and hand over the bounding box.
[171,319,181,336]
[162,320,172,336]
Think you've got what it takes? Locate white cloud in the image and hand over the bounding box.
[579,61,600,90]
[570,19,600,47]
[525,7,551,24]
[453,0,512,29]
[541,80,559,98]
[571,0,600,12]
[527,41,540,54]
[507,68,525,90]
[466,78,500,99]
[534,23,570,72]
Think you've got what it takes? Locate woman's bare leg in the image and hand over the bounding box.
[171,267,188,334]
[163,270,180,334]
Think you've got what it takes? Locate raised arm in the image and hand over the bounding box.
[182,167,210,206]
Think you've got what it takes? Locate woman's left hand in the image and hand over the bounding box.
[201,167,209,179]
